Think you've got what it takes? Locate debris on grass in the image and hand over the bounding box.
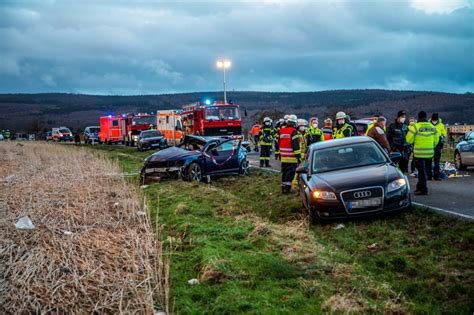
[14,215,35,229]
[334,223,345,230]
[367,243,379,250]
[187,278,200,285]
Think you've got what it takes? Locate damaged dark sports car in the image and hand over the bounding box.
[297,137,411,223]
[141,135,249,182]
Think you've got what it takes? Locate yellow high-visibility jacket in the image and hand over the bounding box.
[406,121,439,159]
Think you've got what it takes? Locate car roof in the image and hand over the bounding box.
[309,136,375,151]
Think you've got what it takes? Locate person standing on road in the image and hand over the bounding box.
[428,113,447,180]
[279,114,302,194]
[305,117,324,147]
[322,118,333,140]
[259,117,273,167]
[332,112,353,139]
[406,111,439,195]
[250,121,261,152]
[273,119,284,160]
[365,114,380,135]
[367,117,391,153]
[387,110,409,173]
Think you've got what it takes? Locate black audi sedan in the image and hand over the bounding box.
[297,137,411,222]
[137,130,168,151]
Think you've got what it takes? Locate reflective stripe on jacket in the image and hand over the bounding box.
[305,127,324,145]
[322,127,333,140]
[332,123,353,139]
[279,127,301,163]
[406,121,439,158]
[259,127,273,145]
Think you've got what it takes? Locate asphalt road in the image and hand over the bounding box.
[247,151,474,221]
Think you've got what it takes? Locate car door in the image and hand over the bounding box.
[204,140,240,174]
[464,132,474,164]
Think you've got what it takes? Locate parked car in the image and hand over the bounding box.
[0,134,3,141]
[353,119,374,136]
[84,126,100,144]
[52,127,73,142]
[137,130,168,151]
[45,131,53,141]
[454,131,474,170]
[297,136,411,223]
[141,135,249,182]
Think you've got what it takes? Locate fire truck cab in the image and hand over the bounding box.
[99,115,123,144]
[156,110,184,145]
[181,100,242,137]
[122,113,156,146]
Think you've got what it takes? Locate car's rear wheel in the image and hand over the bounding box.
[239,160,249,176]
[455,151,467,171]
[187,162,202,182]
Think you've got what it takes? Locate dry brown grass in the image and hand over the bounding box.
[0,142,168,314]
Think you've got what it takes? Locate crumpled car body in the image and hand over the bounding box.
[140,135,249,182]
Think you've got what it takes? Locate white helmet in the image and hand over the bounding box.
[263,117,271,123]
[287,114,298,126]
[336,112,347,120]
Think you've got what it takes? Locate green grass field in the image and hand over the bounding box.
[90,144,473,314]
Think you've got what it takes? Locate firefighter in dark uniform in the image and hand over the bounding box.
[273,118,284,160]
[259,117,273,167]
[279,114,302,194]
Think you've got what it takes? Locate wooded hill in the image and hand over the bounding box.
[1,90,472,133]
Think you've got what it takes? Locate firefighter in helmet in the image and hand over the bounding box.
[273,118,284,160]
[332,112,353,139]
[279,114,302,194]
[305,117,325,147]
[259,117,273,167]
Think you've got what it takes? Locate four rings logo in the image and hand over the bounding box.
[354,191,372,198]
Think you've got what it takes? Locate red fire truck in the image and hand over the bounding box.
[99,115,123,144]
[121,113,156,146]
[181,100,243,137]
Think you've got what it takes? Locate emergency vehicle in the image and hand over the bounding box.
[52,127,73,142]
[99,115,123,144]
[181,100,243,137]
[121,113,156,146]
[156,110,184,145]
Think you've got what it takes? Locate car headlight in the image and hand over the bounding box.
[313,190,337,200]
[387,178,406,193]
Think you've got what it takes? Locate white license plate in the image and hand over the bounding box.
[347,198,382,209]
[145,167,179,174]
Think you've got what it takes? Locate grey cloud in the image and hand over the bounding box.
[0,0,472,94]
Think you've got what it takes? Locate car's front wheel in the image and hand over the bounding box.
[239,160,249,176]
[455,151,467,171]
[186,162,202,182]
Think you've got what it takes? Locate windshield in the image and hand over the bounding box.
[59,128,71,133]
[132,116,156,125]
[142,130,163,138]
[89,127,100,133]
[312,142,387,173]
[205,106,240,121]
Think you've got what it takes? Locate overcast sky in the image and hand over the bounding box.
[0,0,473,95]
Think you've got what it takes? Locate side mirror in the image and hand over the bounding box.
[389,152,402,163]
[296,164,308,174]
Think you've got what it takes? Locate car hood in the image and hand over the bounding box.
[146,146,201,162]
[308,163,401,192]
[141,136,164,142]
